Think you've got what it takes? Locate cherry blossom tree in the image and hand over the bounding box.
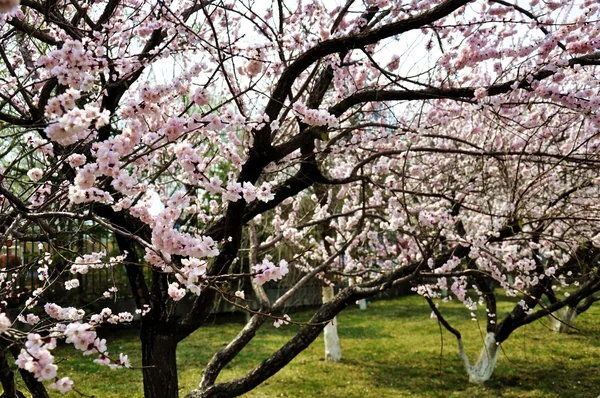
[1,0,600,397]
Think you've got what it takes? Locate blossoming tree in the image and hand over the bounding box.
[1,0,600,397]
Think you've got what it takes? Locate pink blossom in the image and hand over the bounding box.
[223,181,242,202]
[109,353,131,369]
[241,181,257,202]
[252,259,289,285]
[17,313,40,325]
[67,154,87,168]
[256,182,275,202]
[474,87,487,100]
[245,59,263,77]
[27,168,44,182]
[192,89,210,106]
[50,377,74,394]
[64,279,80,290]
[0,312,10,334]
[273,314,291,328]
[0,0,19,14]
[203,176,223,194]
[168,282,186,301]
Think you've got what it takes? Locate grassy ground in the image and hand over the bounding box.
[16,294,600,397]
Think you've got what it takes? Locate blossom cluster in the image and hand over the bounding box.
[17,313,40,325]
[222,180,275,203]
[89,307,134,326]
[252,259,289,285]
[292,102,339,127]
[173,257,208,296]
[45,104,110,146]
[273,314,291,328]
[0,312,10,334]
[151,206,219,259]
[0,0,19,14]
[70,251,127,274]
[12,307,134,393]
[24,133,54,157]
[37,39,101,91]
[45,303,85,321]
[15,334,59,382]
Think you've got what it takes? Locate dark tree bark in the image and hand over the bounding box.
[187,263,419,398]
[141,325,180,398]
[0,346,23,398]
[110,218,183,398]
[7,346,48,398]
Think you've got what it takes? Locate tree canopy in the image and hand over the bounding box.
[1,0,600,396]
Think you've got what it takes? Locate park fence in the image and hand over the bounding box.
[1,236,411,317]
[0,234,132,307]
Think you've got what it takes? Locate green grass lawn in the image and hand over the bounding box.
[18,294,600,397]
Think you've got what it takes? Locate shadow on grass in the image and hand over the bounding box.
[44,294,600,398]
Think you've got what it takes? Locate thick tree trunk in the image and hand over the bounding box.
[457,332,500,384]
[142,327,179,398]
[322,285,341,362]
[553,307,578,333]
[0,347,21,398]
[5,345,48,398]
